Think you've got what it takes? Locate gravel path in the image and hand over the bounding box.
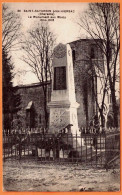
[3,159,120,192]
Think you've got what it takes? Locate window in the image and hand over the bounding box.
[72,50,76,61]
[53,67,66,90]
[90,47,95,59]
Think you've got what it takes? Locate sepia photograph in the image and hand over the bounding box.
[2,2,120,192]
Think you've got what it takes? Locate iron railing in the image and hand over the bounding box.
[3,128,120,168]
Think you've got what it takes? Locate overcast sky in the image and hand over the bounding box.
[4,2,88,85]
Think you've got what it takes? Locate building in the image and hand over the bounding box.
[15,39,114,129]
[70,39,104,127]
[16,81,51,129]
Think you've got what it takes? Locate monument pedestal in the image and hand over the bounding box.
[48,100,79,134]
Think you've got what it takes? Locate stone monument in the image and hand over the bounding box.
[48,43,80,135]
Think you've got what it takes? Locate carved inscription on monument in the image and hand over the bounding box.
[50,108,69,131]
[53,67,66,90]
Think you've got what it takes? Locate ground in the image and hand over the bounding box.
[3,158,120,192]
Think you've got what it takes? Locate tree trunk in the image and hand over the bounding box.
[106,45,118,127]
[43,87,48,129]
[83,79,89,128]
[44,99,48,128]
[99,109,104,128]
[111,86,118,127]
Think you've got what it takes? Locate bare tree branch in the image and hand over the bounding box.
[21,23,56,127]
[78,3,120,127]
[2,4,21,52]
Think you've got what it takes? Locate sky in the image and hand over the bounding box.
[4,2,88,85]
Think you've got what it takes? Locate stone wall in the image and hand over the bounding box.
[17,82,51,128]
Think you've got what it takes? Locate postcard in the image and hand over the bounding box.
[1,1,121,193]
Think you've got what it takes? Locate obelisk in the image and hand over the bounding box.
[48,43,80,135]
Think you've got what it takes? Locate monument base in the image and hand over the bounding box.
[48,100,80,134]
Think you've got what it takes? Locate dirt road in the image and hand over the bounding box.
[3,159,120,192]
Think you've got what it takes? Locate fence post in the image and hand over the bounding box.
[53,134,56,161]
[95,134,97,167]
[8,131,9,158]
[104,133,107,169]
[3,131,5,160]
[80,133,82,163]
[19,135,21,160]
[90,133,92,166]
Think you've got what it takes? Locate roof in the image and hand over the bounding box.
[16,81,51,89]
[68,38,103,44]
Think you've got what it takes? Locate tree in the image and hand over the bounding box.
[78,3,120,127]
[2,4,21,52]
[2,4,21,129]
[21,23,56,128]
[2,49,21,129]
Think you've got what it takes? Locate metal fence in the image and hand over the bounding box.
[3,128,120,168]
